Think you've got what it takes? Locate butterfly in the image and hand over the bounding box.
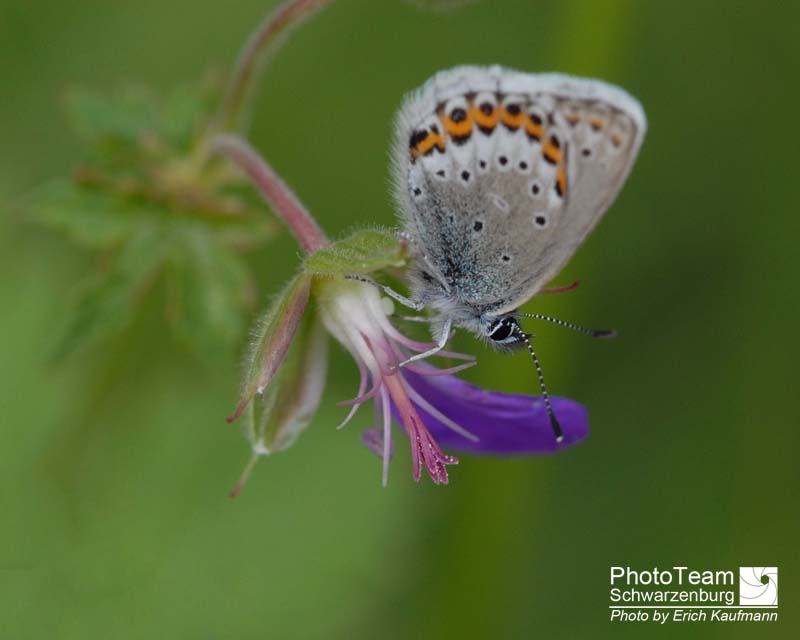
[354,65,646,438]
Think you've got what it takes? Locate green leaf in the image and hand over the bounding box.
[303,228,407,276]
[165,227,255,363]
[30,80,281,363]
[245,311,328,454]
[65,80,222,159]
[26,179,146,249]
[65,86,158,146]
[159,81,220,150]
[227,272,312,422]
[54,223,166,359]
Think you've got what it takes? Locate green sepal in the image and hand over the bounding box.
[228,272,312,423]
[303,228,407,277]
[244,310,328,454]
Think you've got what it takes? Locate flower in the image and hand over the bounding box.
[318,278,469,485]
[318,278,589,485]
[399,365,588,456]
[214,135,589,493]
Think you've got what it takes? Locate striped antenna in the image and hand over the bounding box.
[513,323,563,442]
[516,313,617,339]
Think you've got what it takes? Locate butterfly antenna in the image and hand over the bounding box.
[516,327,563,443]
[516,313,617,339]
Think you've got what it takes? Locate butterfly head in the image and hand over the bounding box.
[485,315,528,350]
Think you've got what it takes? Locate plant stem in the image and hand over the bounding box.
[213,0,336,135]
[230,451,260,498]
[212,135,328,253]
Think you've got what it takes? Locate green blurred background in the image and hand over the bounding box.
[1,0,798,637]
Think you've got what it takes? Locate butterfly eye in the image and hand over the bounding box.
[488,317,518,342]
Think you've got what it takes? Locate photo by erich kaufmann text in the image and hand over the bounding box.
[609,566,779,623]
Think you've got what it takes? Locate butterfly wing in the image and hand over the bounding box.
[391,65,646,314]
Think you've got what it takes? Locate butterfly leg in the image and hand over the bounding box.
[397,317,452,368]
[344,275,425,311]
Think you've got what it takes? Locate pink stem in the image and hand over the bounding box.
[229,451,260,499]
[214,0,336,133]
[212,135,328,253]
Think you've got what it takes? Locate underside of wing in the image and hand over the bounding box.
[391,65,646,314]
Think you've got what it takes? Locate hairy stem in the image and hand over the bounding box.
[213,0,336,134]
[212,135,328,253]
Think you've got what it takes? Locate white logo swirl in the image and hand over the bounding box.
[739,567,778,606]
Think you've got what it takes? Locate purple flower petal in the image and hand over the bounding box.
[399,367,589,455]
[361,427,395,459]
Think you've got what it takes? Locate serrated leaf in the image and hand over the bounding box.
[54,222,166,359]
[65,86,158,146]
[228,272,312,422]
[245,311,328,454]
[159,83,219,149]
[303,228,407,276]
[27,179,146,249]
[165,228,255,363]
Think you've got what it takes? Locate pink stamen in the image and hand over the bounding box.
[403,361,477,376]
[435,349,476,362]
[411,415,458,485]
[389,343,477,378]
[361,426,393,459]
[336,358,368,429]
[376,309,476,362]
[380,386,392,487]
[378,318,436,352]
[336,383,381,407]
[382,373,458,485]
[402,378,479,443]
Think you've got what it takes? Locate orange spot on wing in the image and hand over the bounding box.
[500,106,525,130]
[440,113,473,139]
[543,137,562,165]
[470,102,499,132]
[589,117,605,131]
[415,132,445,156]
[525,114,544,140]
[409,130,428,159]
[556,165,568,197]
